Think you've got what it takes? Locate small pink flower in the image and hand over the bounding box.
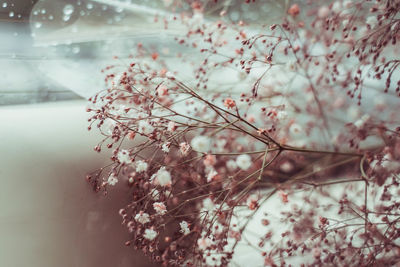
[319,216,328,226]
[179,142,191,156]
[278,190,289,203]
[203,154,217,166]
[128,131,136,140]
[288,4,300,17]
[157,85,169,96]
[224,98,236,109]
[151,52,159,60]
[228,230,241,241]
[247,194,259,210]
[264,256,275,266]
[191,1,202,11]
[206,168,218,183]
[135,211,150,224]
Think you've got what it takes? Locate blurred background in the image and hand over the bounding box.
[0,0,286,105]
[0,0,82,105]
[0,1,160,266]
[0,0,192,105]
[0,101,157,267]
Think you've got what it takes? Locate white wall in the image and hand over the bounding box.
[0,101,156,267]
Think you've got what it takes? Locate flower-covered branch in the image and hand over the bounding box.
[86,0,400,266]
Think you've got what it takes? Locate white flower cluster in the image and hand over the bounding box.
[236,154,252,171]
[289,123,303,135]
[143,228,157,241]
[354,114,370,129]
[161,142,171,153]
[153,202,167,215]
[226,160,237,171]
[135,160,148,173]
[366,16,378,28]
[202,197,215,211]
[191,135,211,153]
[150,189,160,200]
[246,194,259,209]
[117,149,131,164]
[107,173,118,186]
[138,120,154,135]
[101,118,117,135]
[135,212,150,224]
[151,167,172,187]
[206,167,218,183]
[179,221,190,235]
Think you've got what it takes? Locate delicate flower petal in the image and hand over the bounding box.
[136,160,149,173]
[117,149,131,164]
[107,174,118,186]
[135,212,150,224]
[153,202,167,215]
[143,228,157,240]
[236,154,252,171]
[179,221,190,235]
[191,136,211,153]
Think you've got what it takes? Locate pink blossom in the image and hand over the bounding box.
[203,154,216,166]
[179,142,191,156]
[223,98,236,109]
[288,4,300,17]
[278,190,288,204]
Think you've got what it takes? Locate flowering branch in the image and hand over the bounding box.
[85,1,400,266]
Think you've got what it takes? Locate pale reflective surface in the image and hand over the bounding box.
[0,101,157,267]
